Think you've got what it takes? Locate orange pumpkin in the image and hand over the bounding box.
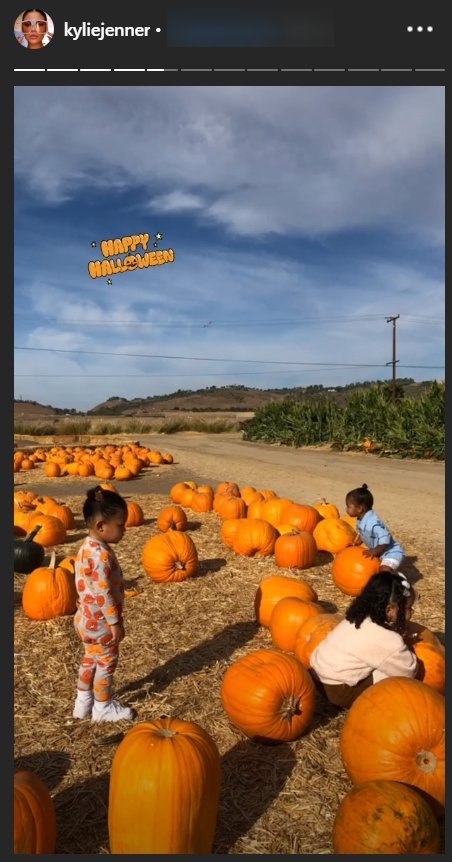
[240,486,258,505]
[313,517,356,554]
[270,597,324,652]
[216,481,240,497]
[232,518,277,558]
[216,495,247,520]
[26,514,67,547]
[22,551,77,620]
[314,498,340,519]
[114,466,133,481]
[332,546,380,596]
[255,574,318,627]
[125,502,145,527]
[190,491,214,513]
[44,462,61,478]
[294,612,343,668]
[413,641,445,694]
[142,532,198,582]
[220,518,243,549]
[274,531,317,569]
[284,503,322,534]
[246,499,266,520]
[162,452,174,463]
[157,505,187,533]
[170,483,192,504]
[221,649,316,743]
[333,780,441,854]
[262,497,293,528]
[108,718,220,853]
[340,677,445,808]
[14,770,57,854]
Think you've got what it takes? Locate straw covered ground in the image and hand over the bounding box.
[14,437,445,854]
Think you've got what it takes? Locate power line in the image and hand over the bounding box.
[13,312,444,328]
[13,345,444,368]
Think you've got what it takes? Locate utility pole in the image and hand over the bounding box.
[386,315,400,405]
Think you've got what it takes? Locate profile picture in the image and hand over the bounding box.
[14,9,54,49]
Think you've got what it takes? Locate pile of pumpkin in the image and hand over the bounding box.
[15,609,445,856]
[14,444,174,480]
[140,483,380,599]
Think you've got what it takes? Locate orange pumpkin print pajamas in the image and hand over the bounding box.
[74,538,125,702]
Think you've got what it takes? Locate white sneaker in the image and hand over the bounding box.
[73,692,94,719]
[91,699,134,723]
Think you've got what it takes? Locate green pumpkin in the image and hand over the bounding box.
[14,527,45,574]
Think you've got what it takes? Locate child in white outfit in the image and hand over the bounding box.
[310,571,419,708]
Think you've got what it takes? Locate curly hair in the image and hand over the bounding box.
[346,571,413,634]
[346,483,373,510]
[83,485,127,523]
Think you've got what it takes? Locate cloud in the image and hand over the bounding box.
[15,86,444,243]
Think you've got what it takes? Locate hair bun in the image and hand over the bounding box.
[361,483,368,490]
[87,485,104,501]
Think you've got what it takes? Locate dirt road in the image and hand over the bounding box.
[17,432,444,555]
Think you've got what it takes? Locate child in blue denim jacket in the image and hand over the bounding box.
[345,484,405,573]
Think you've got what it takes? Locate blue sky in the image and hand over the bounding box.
[14,86,444,411]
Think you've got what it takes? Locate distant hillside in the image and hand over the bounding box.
[87,379,433,416]
[14,380,437,418]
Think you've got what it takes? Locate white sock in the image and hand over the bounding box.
[76,689,93,703]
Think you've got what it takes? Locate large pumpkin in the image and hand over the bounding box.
[413,641,445,694]
[142,532,198,582]
[14,770,57,854]
[220,518,243,549]
[231,518,278,558]
[221,649,316,743]
[22,551,77,620]
[255,574,318,627]
[269,597,324,653]
[312,517,356,554]
[332,546,380,596]
[108,718,221,854]
[340,677,445,808]
[283,503,322,534]
[262,497,293,528]
[294,612,343,668]
[333,780,441,854]
[274,531,317,569]
[26,513,67,548]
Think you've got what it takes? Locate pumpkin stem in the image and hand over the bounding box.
[48,550,56,570]
[280,695,302,722]
[25,526,41,542]
[416,750,438,773]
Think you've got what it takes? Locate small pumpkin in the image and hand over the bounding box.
[332,546,380,596]
[125,502,145,527]
[340,677,445,808]
[221,649,316,743]
[332,780,441,854]
[14,526,45,574]
[14,770,57,854]
[157,505,187,533]
[22,550,77,620]
[142,532,198,582]
[314,498,340,519]
[108,718,221,854]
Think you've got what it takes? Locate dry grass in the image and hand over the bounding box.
[14,466,444,854]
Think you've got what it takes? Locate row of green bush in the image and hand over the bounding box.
[242,382,444,459]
